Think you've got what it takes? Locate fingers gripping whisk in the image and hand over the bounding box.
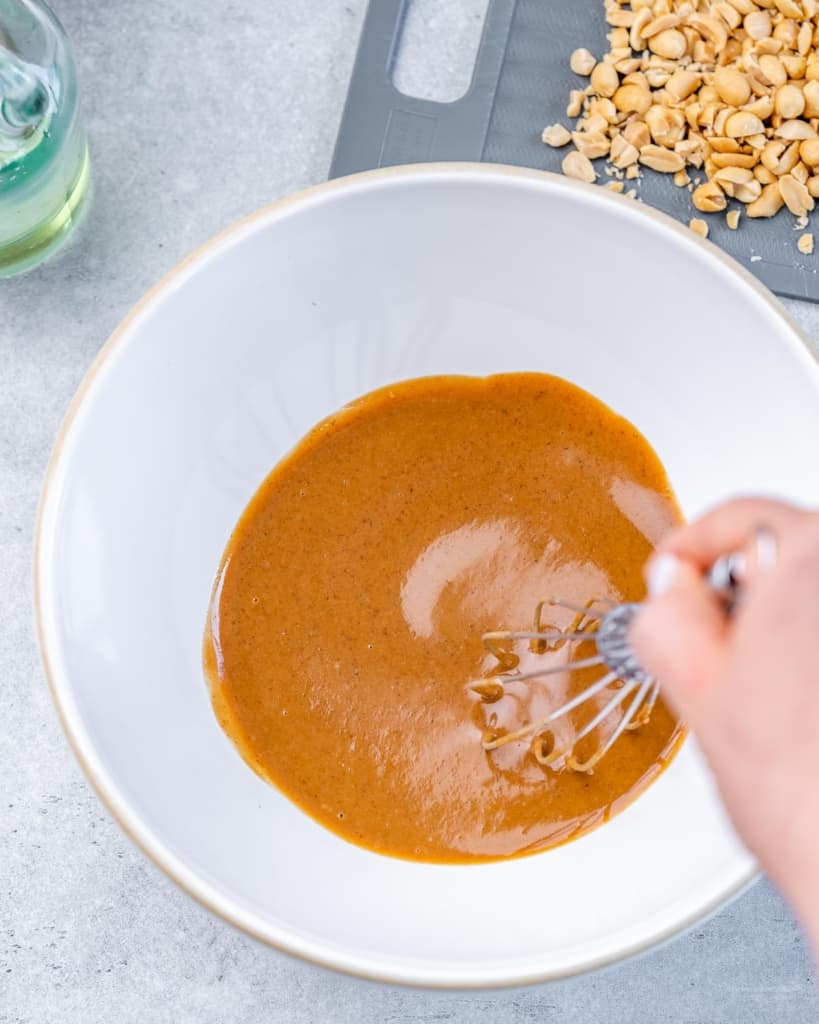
[473,599,658,775]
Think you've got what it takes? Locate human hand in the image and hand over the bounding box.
[630,498,819,950]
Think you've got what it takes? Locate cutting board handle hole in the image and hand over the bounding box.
[392,0,489,103]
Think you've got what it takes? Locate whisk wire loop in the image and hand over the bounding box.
[471,532,774,773]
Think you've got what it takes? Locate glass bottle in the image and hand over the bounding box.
[0,0,89,276]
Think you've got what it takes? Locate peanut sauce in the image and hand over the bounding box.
[204,374,684,863]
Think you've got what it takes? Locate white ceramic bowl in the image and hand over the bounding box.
[36,165,819,988]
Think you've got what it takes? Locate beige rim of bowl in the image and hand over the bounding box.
[33,163,817,989]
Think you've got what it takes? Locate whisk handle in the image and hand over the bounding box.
[705,525,777,610]
[707,552,744,604]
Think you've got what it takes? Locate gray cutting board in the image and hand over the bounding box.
[330,0,819,302]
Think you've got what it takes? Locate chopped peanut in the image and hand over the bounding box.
[779,173,815,215]
[747,183,786,217]
[714,67,751,105]
[566,90,585,118]
[611,133,641,167]
[571,48,597,75]
[693,180,728,212]
[649,28,688,58]
[614,82,653,113]
[572,130,611,159]
[542,124,572,148]
[548,0,819,231]
[725,111,766,138]
[562,150,597,183]
[800,139,819,166]
[639,143,686,172]
[590,62,619,98]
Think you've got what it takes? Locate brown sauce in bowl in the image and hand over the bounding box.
[204,373,685,863]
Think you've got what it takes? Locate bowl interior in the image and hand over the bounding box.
[37,166,819,987]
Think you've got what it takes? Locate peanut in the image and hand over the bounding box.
[800,138,819,165]
[793,161,810,183]
[712,151,760,168]
[572,131,611,159]
[624,120,651,149]
[642,13,682,37]
[666,70,700,102]
[639,144,686,172]
[725,111,767,137]
[799,21,814,56]
[775,0,804,18]
[727,0,761,14]
[803,80,819,116]
[613,83,652,114]
[693,180,728,211]
[746,182,786,216]
[776,119,819,139]
[610,133,640,168]
[562,150,597,183]
[714,66,752,105]
[571,48,597,75]
[542,124,572,148]
[782,54,807,77]
[590,62,620,98]
[744,10,773,39]
[649,28,688,58]
[630,7,654,50]
[567,90,586,118]
[759,54,788,86]
[745,95,776,121]
[779,172,816,214]
[646,105,687,145]
[776,84,807,119]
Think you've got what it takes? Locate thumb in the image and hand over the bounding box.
[629,553,727,726]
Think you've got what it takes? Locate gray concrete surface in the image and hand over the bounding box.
[3,2,819,1021]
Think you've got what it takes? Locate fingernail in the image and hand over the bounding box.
[647,553,679,598]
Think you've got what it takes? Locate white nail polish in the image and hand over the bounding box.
[648,553,679,597]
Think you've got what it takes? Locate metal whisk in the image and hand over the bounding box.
[472,530,775,774]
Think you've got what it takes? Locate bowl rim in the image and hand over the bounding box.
[33,162,816,989]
